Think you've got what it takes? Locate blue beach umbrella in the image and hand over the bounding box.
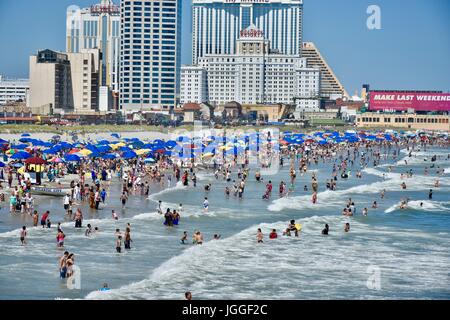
[11,151,31,160]
[101,153,117,160]
[0,161,5,167]
[122,151,137,159]
[21,133,31,137]
[11,144,28,149]
[64,154,81,162]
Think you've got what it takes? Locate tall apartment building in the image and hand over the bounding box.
[67,49,101,113]
[29,49,102,115]
[302,42,348,98]
[192,0,303,64]
[29,50,74,114]
[181,26,320,113]
[66,0,120,111]
[0,76,29,105]
[119,0,182,112]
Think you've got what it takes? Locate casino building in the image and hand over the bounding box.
[192,0,303,64]
[180,25,320,114]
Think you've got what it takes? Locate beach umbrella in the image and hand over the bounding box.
[49,157,65,163]
[120,146,133,152]
[101,153,117,160]
[87,152,101,158]
[64,154,81,162]
[122,151,137,159]
[79,149,93,156]
[97,140,111,145]
[96,145,112,153]
[11,151,31,160]
[144,157,156,163]
[135,149,150,156]
[25,157,46,165]
[11,144,28,149]
[21,133,31,137]
[111,133,121,139]
[0,161,5,167]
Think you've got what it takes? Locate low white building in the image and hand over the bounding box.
[180,25,320,117]
[0,75,29,105]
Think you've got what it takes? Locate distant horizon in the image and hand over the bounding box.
[0,0,449,95]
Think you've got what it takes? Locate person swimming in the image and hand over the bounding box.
[344,223,350,232]
[269,229,278,239]
[321,224,329,235]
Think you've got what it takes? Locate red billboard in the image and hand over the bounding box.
[369,91,450,112]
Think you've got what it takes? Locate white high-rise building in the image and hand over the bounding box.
[0,75,29,105]
[180,25,320,113]
[66,0,120,110]
[192,0,303,64]
[119,0,182,112]
[180,66,208,104]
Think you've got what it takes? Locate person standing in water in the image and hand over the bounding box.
[203,197,209,212]
[120,192,128,209]
[59,251,69,279]
[124,227,131,250]
[428,189,433,200]
[180,231,188,244]
[257,228,263,243]
[116,236,122,253]
[32,210,39,227]
[20,226,27,245]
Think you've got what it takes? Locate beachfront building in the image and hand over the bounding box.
[180,26,320,116]
[0,75,29,106]
[356,113,450,131]
[66,0,120,111]
[119,0,182,113]
[179,66,208,104]
[29,49,74,114]
[29,49,103,115]
[302,42,348,99]
[192,0,303,64]
[66,49,101,114]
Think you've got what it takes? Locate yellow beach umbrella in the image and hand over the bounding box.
[135,149,150,155]
[78,149,92,156]
[202,152,214,159]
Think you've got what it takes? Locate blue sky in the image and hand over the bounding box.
[0,0,449,95]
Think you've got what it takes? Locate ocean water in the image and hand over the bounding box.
[0,146,449,299]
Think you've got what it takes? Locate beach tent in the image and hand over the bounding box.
[25,157,46,165]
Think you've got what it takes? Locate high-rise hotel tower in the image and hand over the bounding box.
[192,0,303,64]
[119,0,182,112]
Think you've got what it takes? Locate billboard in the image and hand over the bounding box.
[369,92,450,112]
